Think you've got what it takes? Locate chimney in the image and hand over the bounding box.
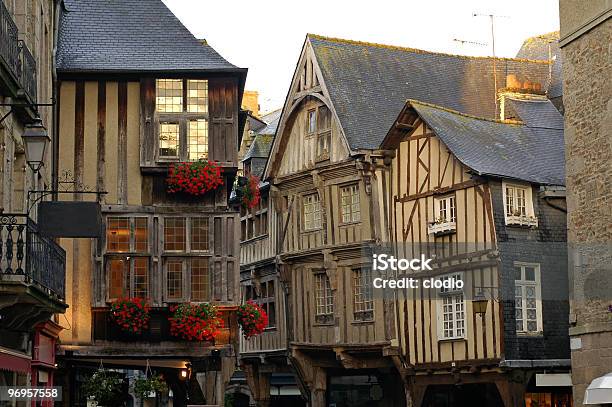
[242,91,260,117]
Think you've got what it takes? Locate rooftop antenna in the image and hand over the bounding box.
[452,38,488,48]
[473,13,510,117]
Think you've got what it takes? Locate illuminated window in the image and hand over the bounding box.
[164,217,186,251]
[303,193,321,231]
[340,184,360,223]
[107,217,130,252]
[156,79,183,112]
[191,258,209,302]
[108,257,149,300]
[134,218,148,252]
[187,80,208,113]
[188,119,208,160]
[159,122,180,158]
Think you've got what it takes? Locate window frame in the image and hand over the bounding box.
[243,278,277,330]
[514,262,543,335]
[352,267,373,321]
[502,181,537,226]
[436,272,466,340]
[162,256,211,303]
[315,105,332,160]
[434,194,457,223]
[162,216,211,254]
[302,192,322,232]
[240,195,269,242]
[314,271,334,325]
[340,183,361,225]
[106,255,151,301]
[155,79,210,163]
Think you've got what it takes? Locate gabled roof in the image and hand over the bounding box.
[309,34,551,150]
[516,31,562,99]
[507,97,564,130]
[258,109,282,136]
[243,134,274,178]
[57,0,245,75]
[391,100,565,185]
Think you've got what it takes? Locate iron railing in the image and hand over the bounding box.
[0,0,19,79]
[0,214,66,299]
[0,1,37,103]
[18,40,36,103]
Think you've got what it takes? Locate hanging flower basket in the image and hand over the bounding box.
[237,300,268,338]
[169,303,224,341]
[133,373,167,400]
[167,160,223,196]
[238,174,261,210]
[110,297,150,334]
[83,369,126,406]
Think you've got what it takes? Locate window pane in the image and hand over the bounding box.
[187,80,208,113]
[341,185,360,223]
[156,79,183,112]
[191,217,209,251]
[318,106,331,130]
[159,122,180,158]
[525,267,536,281]
[134,218,148,252]
[268,301,276,327]
[304,193,321,230]
[191,258,209,302]
[267,280,275,298]
[315,273,333,315]
[109,258,128,298]
[164,218,186,251]
[107,217,130,252]
[188,119,208,160]
[133,258,148,298]
[166,260,183,300]
[307,110,316,133]
[353,268,373,313]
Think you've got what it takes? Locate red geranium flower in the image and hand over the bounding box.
[110,297,150,334]
[237,300,268,338]
[167,160,223,196]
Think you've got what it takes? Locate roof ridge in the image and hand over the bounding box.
[307,34,550,65]
[407,99,524,126]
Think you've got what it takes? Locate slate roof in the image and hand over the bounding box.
[57,0,244,74]
[409,100,565,185]
[258,109,282,135]
[507,98,564,130]
[516,32,563,99]
[309,35,551,150]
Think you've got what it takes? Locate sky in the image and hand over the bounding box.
[162,0,560,114]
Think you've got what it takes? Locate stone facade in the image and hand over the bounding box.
[560,7,612,406]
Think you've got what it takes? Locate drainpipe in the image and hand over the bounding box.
[539,186,567,213]
[51,0,61,197]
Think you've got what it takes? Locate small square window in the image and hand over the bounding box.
[191,218,209,251]
[187,80,208,113]
[303,193,322,231]
[107,217,130,252]
[164,218,186,251]
[156,79,183,112]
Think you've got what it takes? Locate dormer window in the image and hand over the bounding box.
[503,182,538,227]
[155,79,209,162]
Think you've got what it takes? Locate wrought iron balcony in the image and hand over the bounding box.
[0,214,66,300]
[18,40,37,103]
[0,0,19,82]
[0,1,37,105]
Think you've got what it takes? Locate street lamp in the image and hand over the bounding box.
[472,290,489,316]
[23,119,50,173]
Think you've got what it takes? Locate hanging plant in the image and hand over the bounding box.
[237,174,261,210]
[169,303,224,341]
[83,369,126,406]
[167,160,223,196]
[237,300,268,338]
[133,373,167,400]
[110,297,150,334]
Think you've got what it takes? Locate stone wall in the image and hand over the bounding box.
[561,16,612,407]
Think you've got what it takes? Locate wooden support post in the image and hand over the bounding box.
[243,363,271,407]
[311,367,327,407]
[496,379,526,407]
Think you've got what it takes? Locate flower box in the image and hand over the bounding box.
[506,215,538,227]
[427,221,456,236]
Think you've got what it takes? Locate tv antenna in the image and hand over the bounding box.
[473,13,510,117]
[453,38,488,47]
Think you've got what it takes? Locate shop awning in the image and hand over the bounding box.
[0,348,31,373]
[584,372,612,405]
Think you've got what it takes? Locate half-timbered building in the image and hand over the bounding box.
[258,34,560,406]
[381,98,569,407]
[54,1,246,405]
